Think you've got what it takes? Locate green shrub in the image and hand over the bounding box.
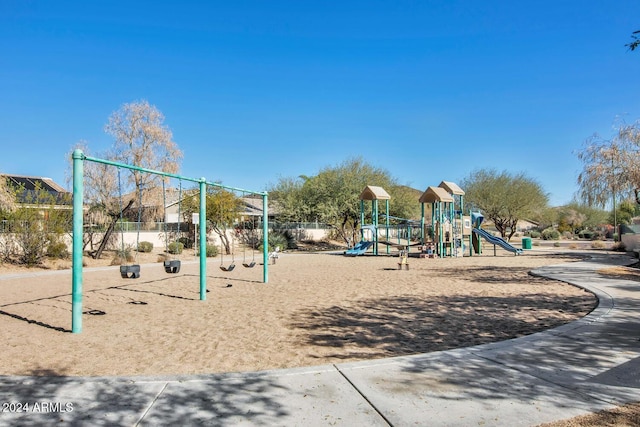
[541,228,560,240]
[553,241,561,247]
[167,241,184,254]
[526,230,541,238]
[259,232,289,252]
[578,230,594,240]
[206,244,218,257]
[46,241,69,259]
[178,237,194,249]
[112,246,134,265]
[137,241,154,253]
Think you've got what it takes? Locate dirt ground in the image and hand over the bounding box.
[0,245,638,426]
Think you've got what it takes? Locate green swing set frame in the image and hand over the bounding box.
[71,149,269,333]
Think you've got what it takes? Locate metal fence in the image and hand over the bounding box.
[0,219,73,233]
[271,222,330,230]
[0,219,330,234]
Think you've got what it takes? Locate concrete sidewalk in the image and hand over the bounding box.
[1,253,639,426]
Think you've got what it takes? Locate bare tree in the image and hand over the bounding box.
[576,135,627,207]
[576,121,640,234]
[576,121,640,235]
[618,122,640,203]
[105,99,182,185]
[80,100,183,259]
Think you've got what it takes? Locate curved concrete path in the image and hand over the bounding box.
[1,253,640,426]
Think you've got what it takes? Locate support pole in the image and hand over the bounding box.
[372,199,378,255]
[199,178,207,300]
[359,200,365,242]
[420,203,425,244]
[71,149,84,333]
[262,193,269,283]
[385,200,390,255]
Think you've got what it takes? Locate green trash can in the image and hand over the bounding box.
[522,237,532,250]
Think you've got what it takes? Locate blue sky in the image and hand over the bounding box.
[1,1,639,206]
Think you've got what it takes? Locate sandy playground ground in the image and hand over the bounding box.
[0,246,603,378]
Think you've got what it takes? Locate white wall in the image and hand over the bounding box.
[621,234,640,252]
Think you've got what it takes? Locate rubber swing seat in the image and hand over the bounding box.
[164,260,181,274]
[120,264,141,279]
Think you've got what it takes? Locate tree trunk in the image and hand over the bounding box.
[213,226,231,254]
[221,233,231,255]
[92,199,134,259]
[493,219,507,238]
[507,220,517,241]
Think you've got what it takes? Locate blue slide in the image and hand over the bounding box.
[344,241,374,256]
[473,228,523,255]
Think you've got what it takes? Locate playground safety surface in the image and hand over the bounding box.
[1,253,640,426]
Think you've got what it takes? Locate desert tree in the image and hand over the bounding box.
[576,135,626,207]
[608,199,640,227]
[269,157,420,244]
[78,100,183,259]
[180,186,241,255]
[0,184,71,265]
[556,202,608,234]
[618,122,640,202]
[576,121,640,232]
[0,175,15,213]
[461,169,549,240]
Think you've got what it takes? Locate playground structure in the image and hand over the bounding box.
[71,149,269,333]
[419,181,471,258]
[471,211,523,255]
[349,181,523,258]
[352,186,423,257]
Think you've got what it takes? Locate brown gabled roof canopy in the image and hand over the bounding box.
[419,186,454,203]
[359,185,391,201]
[438,181,465,196]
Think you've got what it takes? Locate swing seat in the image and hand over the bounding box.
[397,261,410,270]
[164,260,181,274]
[120,265,141,279]
[243,261,256,268]
[220,264,236,272]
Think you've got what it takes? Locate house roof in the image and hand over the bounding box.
[359,185,391,201]
[239,196,266,216]
[2,174,71,205]
[5,174,66,193]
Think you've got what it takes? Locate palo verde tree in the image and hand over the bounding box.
[555,202,608,235]
[269,157,420,244]
[0,176,15,212]
[79,100,183,259]
[180,186,242,255]
[461,169,549,240]
[609,199,639,226]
